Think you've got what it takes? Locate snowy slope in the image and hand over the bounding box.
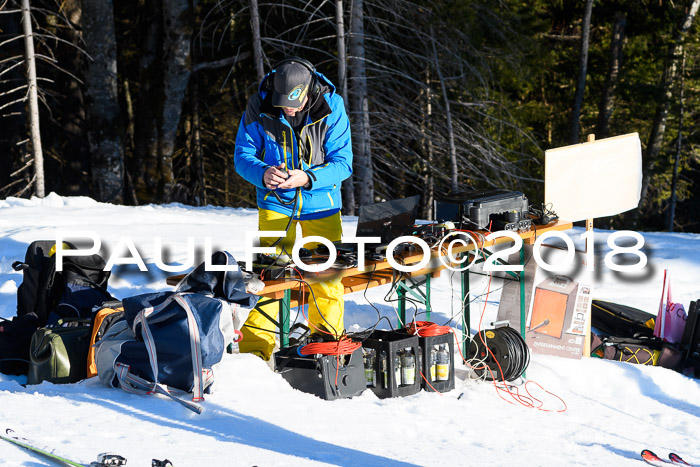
[0,194,698,467]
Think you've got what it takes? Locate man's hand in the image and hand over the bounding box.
[263,165,289,189]
[277,169,310,189]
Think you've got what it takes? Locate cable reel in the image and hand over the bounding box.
[467,326,530,382]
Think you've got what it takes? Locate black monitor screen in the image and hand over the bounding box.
[356,195,421,245]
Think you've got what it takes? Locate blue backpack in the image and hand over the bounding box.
[95,252,258,413]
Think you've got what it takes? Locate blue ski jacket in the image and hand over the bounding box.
[234,71,353,220]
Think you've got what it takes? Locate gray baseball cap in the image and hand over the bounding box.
[272,61,312,108]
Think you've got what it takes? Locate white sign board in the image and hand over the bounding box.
[545,133,642,222]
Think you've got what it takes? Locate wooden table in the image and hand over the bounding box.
[206,220,574,351]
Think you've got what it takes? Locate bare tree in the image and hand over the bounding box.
[668,48,686,232]
[596,11,625,139]
[430,24,457,193]
[132,0,193,203]
[132,0,162,202]
[570,0,593,145]
[349,0,373,205]
[336,0,355,214]
[82,0,124,203]
[21,0,44,196]
[186,75,206,205]
[419,67,434,219]
[159,0,192,202]
[250,0,264,81]
[336,0,347,99]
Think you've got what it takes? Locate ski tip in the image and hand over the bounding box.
[668,453,691,466]
[641,450,669,466]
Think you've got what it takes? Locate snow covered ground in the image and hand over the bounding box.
[0,194,698,466]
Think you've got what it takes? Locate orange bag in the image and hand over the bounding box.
[87,303,124,378]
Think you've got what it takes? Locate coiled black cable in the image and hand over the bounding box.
[499,326,530,381]
[468,326,530,382]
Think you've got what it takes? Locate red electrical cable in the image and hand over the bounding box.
[298,336,362,356]
[406,320,452,337]
[299,336,362,389]
[454,273,567,413]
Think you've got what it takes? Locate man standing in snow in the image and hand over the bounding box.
[234,57,353,360]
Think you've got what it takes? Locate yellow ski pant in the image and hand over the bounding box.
[239,209,345,359]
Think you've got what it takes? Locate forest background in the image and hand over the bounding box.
[1,0,699,232]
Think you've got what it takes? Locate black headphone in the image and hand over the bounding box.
[272,56,316,75]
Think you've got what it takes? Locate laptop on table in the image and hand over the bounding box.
[331,195,421,258]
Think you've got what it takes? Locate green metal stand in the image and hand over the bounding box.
[519,246,526,379]
[425,274,432,321]
[396,274,433,327]
[280,289,291,348]
[251,290,293,349]
[461,253,471,357]
[519,247,526,339]
[252,299,281,329]
[397,279,406,327]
